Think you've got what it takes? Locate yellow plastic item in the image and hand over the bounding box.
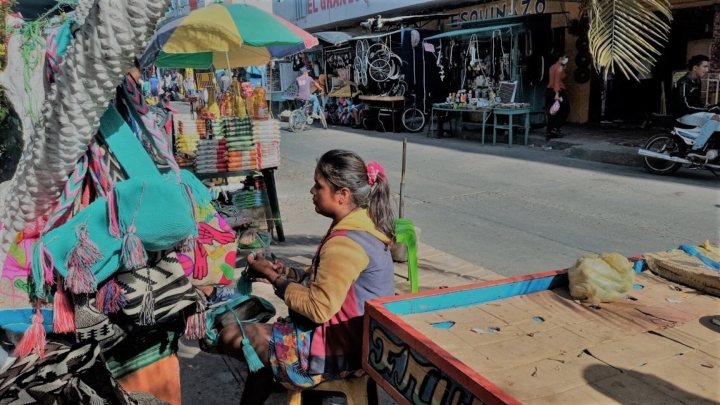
[568,253,635,304]
[235,95,246,120]
[700,240,720,261]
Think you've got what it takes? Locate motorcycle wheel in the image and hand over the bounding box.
[642,133,685,175]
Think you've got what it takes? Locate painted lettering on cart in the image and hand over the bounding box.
[449,0,546,24]
[307,0,359,15]
[367,320,486,405]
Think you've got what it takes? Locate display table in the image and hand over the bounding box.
[193,168,284,242]
[429,105,531,146]
[362,259,719,405]
[493,107,531,147]
[359,95,404,133]
[429,106,492,144]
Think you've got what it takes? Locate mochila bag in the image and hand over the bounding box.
[113,251,199,326]
[119,79,239,287]
[109,172,197,255]
[30,105,198,296]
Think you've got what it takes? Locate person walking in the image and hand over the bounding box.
[546,52,569,140]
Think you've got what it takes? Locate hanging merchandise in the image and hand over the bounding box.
[326,47,353,70]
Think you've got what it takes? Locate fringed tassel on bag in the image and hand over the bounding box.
[241,334,264,372]
[184,311,207,340]
[121,225,147,269]
[31,242,55,299]
[14,305,46,359]
[95,278,126,314]
[184,287,208,339]
[107,186,121,238]
[139,271,155,326]
[53,278,75,333]
[237,268,253,297]
[64,224,101,294]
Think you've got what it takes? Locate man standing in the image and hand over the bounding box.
[545,52,569,140]
[296,67,324,119]
[674,54,720,157]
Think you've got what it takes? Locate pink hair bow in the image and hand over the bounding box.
[366,161,385,186]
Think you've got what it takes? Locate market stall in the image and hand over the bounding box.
[363,244,720,405]
[423,24,534,141]
[141,3,319,243]
[347,28,440,132]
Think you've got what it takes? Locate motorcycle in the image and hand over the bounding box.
[638,113,720,176]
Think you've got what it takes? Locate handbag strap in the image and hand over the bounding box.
[98,103,159,178]
[120,75,182,180]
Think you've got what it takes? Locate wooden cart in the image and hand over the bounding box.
[363,263,720,405]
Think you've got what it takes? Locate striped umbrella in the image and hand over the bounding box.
[140,3,318,69]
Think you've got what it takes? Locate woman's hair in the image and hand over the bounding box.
[316,150,395,241]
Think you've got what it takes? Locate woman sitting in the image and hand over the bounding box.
[217,150,396,405]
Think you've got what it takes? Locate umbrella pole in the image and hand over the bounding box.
[399,138,407,219]
[268,61,274,118]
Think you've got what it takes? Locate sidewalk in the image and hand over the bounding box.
[179,239,502,404]
[447,121,657,168]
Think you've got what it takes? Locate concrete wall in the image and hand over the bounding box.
[273,0,435,30]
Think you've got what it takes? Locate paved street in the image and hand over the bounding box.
[274,124,718,277]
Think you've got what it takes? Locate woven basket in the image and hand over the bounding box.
[644,250,720,297]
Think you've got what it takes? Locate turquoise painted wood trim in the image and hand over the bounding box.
[383,273,567,315]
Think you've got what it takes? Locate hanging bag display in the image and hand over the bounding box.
[119,80,239,287]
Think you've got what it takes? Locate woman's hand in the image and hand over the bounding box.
[247,251,279,282]
[273,259,287,278]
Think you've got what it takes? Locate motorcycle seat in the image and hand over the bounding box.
[649,113,696,129]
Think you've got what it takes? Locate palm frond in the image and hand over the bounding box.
[589,0,672,80]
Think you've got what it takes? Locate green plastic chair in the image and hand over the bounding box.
[395,218,419,293]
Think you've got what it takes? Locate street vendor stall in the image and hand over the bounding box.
[140,3,319,243]
[363,246,720,405]
[423,24,534,141]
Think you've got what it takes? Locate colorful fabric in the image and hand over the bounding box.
[177,214,238,286]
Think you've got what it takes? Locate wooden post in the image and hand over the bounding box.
[399,138,407,218]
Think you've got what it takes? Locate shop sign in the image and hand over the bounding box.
[306,0,362,15]
[449,0,547,24]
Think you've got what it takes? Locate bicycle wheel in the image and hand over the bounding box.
[369,59,391,82]
[368,44,391,62]
[317,107,328,130]
[402,107,425,132]
[289,110,306,132]
[356,40,368,57]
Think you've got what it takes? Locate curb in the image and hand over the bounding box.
[565,142,642,167]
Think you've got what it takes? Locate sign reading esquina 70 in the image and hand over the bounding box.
[449,0,547,24]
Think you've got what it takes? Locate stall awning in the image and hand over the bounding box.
[314,31,356,45]
[351,30,403,41]
[424,23,523,41]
